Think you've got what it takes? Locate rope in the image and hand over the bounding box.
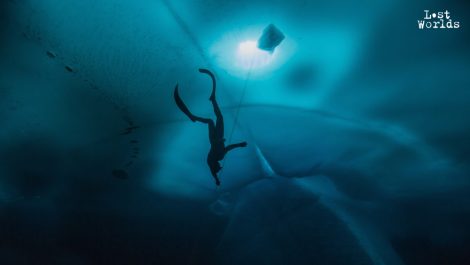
[217,60,255,184]
[228,66,254,143]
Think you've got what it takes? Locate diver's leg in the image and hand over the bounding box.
[198,68,224,137]
[211,97,224,137]
[224,141,247,154]
[199,68,221,124]
[192,115,218,145]
[211,97,223,123]
[192,116,212,124]
[184,109,216,144]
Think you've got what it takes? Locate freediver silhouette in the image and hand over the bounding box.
[174,69,247,186]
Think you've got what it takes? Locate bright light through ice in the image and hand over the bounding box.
[236,40,274,69]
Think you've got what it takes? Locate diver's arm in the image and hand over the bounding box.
[225,142,247,154]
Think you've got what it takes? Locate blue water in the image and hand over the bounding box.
[1,0,469,264]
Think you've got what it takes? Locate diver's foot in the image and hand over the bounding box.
[215,178,221,186]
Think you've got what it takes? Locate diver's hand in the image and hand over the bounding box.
[240,142,247,147]
[215,178,221,186]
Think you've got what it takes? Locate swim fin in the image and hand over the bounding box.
[198,69,216,101]
[174,84,196,122]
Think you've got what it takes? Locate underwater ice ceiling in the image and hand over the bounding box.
[1,0,470,265]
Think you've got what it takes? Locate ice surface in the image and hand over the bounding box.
[1,0,470,265]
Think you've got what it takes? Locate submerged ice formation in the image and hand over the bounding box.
[257,24,285,53]
[215,141,410,265]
